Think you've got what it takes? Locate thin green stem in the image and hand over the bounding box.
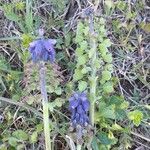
[0,96,42,118]
[39,62,51,150]
[77,144,82,150]
[89,15,97,126]
[43,101,51,150]
[131,131,150,142]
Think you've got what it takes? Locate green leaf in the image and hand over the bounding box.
[117,1,127,11]
[105,0,113,9]
[81,67,90,74]
[78,81,87,92]
[102,71,111,81]
[108,95,123,106]
[111,123,123,131]
[100,79,106,84]
[99,18,105,25]
[108,130,115,139]
[26,95,35,105]
[15,2,25,10]
[55,87,62,95]
[73,68,83,81]
[89,48,95,58]
[91,137,99,150]
[99,26,106,35]
[104,64,113,72]
[77,54,87,65]
[75,35,84,43]
[103,39,112,47]
[3,4,20,22]
[16,144,25,150]
[103,54,113,63]
[98,145,108,150]
[98,102,115,119]
[49,103,54,112]
[80,40,88,50]
[76,48,84,56]
[47,85,55,93]
[120,101,129,109]
[25,0,33,32]
[101,106,116,119]
[75,22,84,43]
[99,43,108,54]
[97,132,114,145]
[128,110,143,126]
[12,130,28,141]
[0,144,7,150]
[65,33,71,47]
[140,23,150,33]
[103,82,114,93]
[8,137,18,147]
[36,124,43,133]
[77,21,84,33]
[55,98,63,107]
[95,59,101,69]
[22,34,33,48]
[30,131,38,143]
[83,26,89,36]
[115,109,126,120]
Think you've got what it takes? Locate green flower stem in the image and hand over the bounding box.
[89,38,97,126]
[89,15,97,126]
[77,144,82,150]
[39,62,51,150]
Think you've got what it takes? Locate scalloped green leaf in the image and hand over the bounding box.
[77,21,84,32]
[99,43,108,54]
[100,79,106,84]
[111,123,123,131]
[8,137,18,147]
[103,82,114,93]
[55,98,64,107]
[101,106,116,119]
[103,54,113,63]
[73,69,83,81]
[104,64,113,72]
[103,39,112,47]
[55,87,62,95]
[81,67,91,74]
[78,81,87,92]
[75,48,84,56]
[75,35,84,43]
[97,132,114,145]
[128,110,143,126]
[77,54,88,65]
[83,26,89,36]
[91,137,99,150]
[30,131,38,144]
[102,71,111,81]
[80,40,88,50]
[12,130,28,141]
[89,48,95,58]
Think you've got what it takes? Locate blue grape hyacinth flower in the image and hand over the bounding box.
[28,30,56,63]
[69,92,90,128]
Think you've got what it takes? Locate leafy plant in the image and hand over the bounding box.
[1,0,33,33]
[128,110,143,126]
[0,56,22,98]
[0,0,149,149]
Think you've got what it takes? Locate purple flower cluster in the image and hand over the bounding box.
[69,92,90,127]
[29,39,56,63]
